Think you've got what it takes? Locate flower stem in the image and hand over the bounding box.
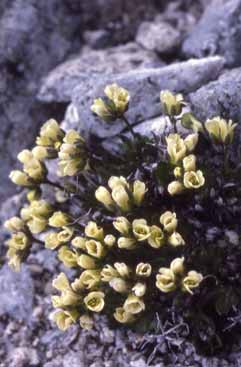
[122,115,138,139]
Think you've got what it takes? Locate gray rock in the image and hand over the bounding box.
[63,351,85,367]
[38,43,163,103]
[0,264,34,322]
[182,0,241,67]
[63,56,224,139]
[136,20,181,54]
[8,347,39,367]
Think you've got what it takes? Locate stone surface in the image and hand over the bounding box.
[38,43,163,103]
[182,0,241,67]
[0,264,34,322]
[62,56,224,138]
[136,20,181,54]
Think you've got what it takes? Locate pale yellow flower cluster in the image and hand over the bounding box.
[91,83,130,122]
[160,90,184,117]
[156,257,203,294]
[166,133,205,195]
[205,117,237,144]
[95,176,146,212]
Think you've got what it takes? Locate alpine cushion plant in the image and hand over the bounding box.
[4,83,241,356]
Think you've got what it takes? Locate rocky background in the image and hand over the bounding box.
[1,0,241,365]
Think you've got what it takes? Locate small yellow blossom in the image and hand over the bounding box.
[168,232,185,247]
[85,221,104,241]
[183,170,205,189]
[84,291,105,312]
[148,225,165,248]
[168,181,185,195]
[160,90,184,116]
[183,154,196,172]
[156,268,176,293]
[114,307,135,324]
[205,117,237,144]
[79,314,94,330]
[123,295,145,315]
[160,211,178,233]
[182,270,203,294]
[136,263,152,277]
[132,219,150,241]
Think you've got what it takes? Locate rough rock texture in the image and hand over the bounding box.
[182,0,241,67]
[62,57,224,138]
[38,43,163,103]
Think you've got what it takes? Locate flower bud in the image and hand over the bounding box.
[132,180,146,206]
[17,149,33,164]
[54,309,79,331]
[95,186,114,210]
[84,291,105,312]
[112,185,131,212]
[184,133,198,152]
[52,272,71,291]
[27,216,48,234]
[32,146,48,161]
[76,270,101,290]
[104,83,130,116]
[181,112,203,132]
[108,176,129,190]
[23,158,46,182]
[45,232,61,250]
[101,265,118,282]
[104,234,116,247]
[183,154,196,172]
[57,227,74,243]
[27,188,41,202]
[7,248,21,272]
[9,170,32,186]
[110,277,129,293]
[49,211,70,228]
[167,181,185,196]
[160,211,178,233]
[182,270,203,294]
[58,246,78,268]
[37,119,64,147]
[123,295,145,315]
[114,262,130,278]
[85,221,104,241]
[132,219,150,241]
[170,257,185,275]
[7,232,30,251]
[205,117,237,144]
[160,90,184,116]
[85,239,106,258]
[173,166,183,178]
[166,134,187,164]
[77,254,96,270]
[132,282,146,297]
[91,98,115,122]
[114,307,135,324]
[4,217,25,232]
[71,236,86,250]
[168,232,185,247]
[148,225,165,248]
[79,314,94,330]
[156,268,176,293]
[183,170,205,189]
[117,237,136,250]
[136,263,152,277]
[113,217,131,235]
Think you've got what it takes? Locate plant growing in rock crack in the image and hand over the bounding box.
[4,83,241,356]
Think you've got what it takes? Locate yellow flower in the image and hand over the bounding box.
[53,310,79,331]
[113,217,131,235]
[183,154,196,172]
[27,188,41,202]
[71,236,86,250]
[117,237,136,250]
[104,83,130,116]
[4,217,25,232]
[166,134,187,164]
[27,216,48,234]
[58,246,78,268]
[114,307,135,324]
[170,257,185,275]
[123,295,145,315]
[84,291,105,312]
[75,270,101,290]
[132,180,146,206]
[9,170,32,186]
[160,211,177,233]
[104,234,116,247]
[114,262,130,278]
[52,272,70,291]
[108,176,129,190]
[101,265,118,282]
[95,186,114,210]
[7,248,21,272]
[79,314,94,330]
[36,119,64,147]
[205,117,237,144]
[160,90,184,116]
[132,219,150,241]
[136,263,152,277]
[85,239,106,258]
[156,268,176,293]
[184,133,198,152]
[77,254,96,269]
[57,227,74,243]
[7,232,30,251]
[91,98,115,122]
[32,146,49,161]
[45,232,61,250]
[85,221,104,241]
[109,277,129,293]
[173,166,183,178]
[167,181,185,195]
[148,225,165,248]
[112,185,131,212]
[132,282,146,297]
[183,170,205,189]
[168,232,185,247]
[49,211,70,228]
[182,270,203,294]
